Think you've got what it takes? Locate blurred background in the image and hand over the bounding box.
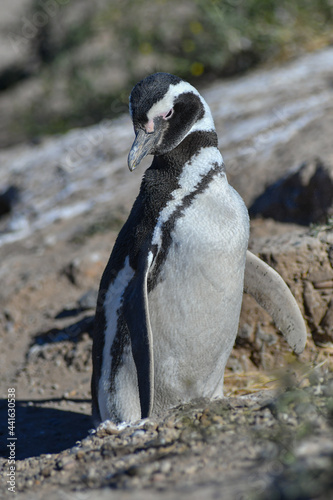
[1,0,333,148]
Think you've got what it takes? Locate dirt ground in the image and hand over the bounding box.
[1,48,333,499]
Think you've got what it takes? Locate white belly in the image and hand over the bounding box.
[148,176,249,414]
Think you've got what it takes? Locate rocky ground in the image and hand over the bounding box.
[0,48,333,499]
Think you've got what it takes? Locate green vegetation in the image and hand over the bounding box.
[308,215,333,237]
[4,0,333,143]
[103,0,333,79]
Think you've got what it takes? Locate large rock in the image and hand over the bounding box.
[234,228,333,375]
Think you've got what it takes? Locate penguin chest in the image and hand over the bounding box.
[148,178,249,412]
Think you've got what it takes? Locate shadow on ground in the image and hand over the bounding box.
[32,315,94,346]
[0,399,92,459]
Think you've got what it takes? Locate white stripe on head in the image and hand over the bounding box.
[147,80,215,135]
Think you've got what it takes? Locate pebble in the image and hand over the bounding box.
[83,467,98,482]
[165,417,176,428]
[57,457,76,470]
[63,389,77,399]
[76,450,86,460]
[96,419,120,437]
[159,460,172,474]
[143,421,158,431]
[41,466,53,477]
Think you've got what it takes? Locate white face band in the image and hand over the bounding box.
[146,80,215,136]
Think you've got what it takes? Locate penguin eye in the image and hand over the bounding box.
[164,108,174,120]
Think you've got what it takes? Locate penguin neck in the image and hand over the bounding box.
[140,129,221,219]
[153,129,219,176]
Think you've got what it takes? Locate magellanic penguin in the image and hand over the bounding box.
[92,72,307,425]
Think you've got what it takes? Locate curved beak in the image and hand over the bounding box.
[128,129,159,172]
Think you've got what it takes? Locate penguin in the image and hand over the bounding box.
[91,72,307,425]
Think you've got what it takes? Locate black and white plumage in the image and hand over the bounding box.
[91,73,307,425]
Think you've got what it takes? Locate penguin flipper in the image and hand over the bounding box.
[122,253,154,419]
[244,250,307,354]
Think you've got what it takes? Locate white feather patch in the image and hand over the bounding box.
[98,256,135,422]
[151,146,225,248]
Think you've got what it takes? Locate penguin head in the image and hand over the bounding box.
[128,72,215,171]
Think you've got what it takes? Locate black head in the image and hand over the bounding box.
[128,72,214,171]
